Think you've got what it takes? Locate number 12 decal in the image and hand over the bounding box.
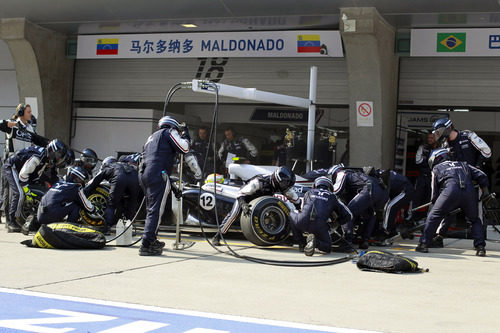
[199,193,216,210]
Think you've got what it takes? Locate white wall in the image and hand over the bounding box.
[0,40,20,148]
[71,108,155,159]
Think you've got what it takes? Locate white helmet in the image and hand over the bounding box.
[158,116,180,130]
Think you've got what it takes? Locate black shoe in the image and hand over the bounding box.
[21,222,31,235]
[211,233,222,246]
[139,241,164,256]
[7,223,21,233]
[430,235,444,248]
[476,246,486,257]
[151,239,166,249]
[359,240,369,250]
[415,243,428,253]
[304,234,316,256]
[102,227,111,236]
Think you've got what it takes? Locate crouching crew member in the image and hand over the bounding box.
[75,148,99,179]
[30,167,100,229]
[138,116,189,256]
[85,156,140,234]
[212,166,299,246]
[2,140,66,232]
[415,149,489,256]
[289,176,353,256]
[329,164,389,249]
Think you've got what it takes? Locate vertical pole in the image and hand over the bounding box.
[306,66,318,172]
[175,154,183,247]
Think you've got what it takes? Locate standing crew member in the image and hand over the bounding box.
[432,118,491,169]
[413,132,437,220]
[0,104,47,226]
[138,116,189,256]
[212,166,299,246]
[415,149,489,256]
[218,127,258,171]
[289,176,353,256]
[191,126,214,174]
[432,118,491,243]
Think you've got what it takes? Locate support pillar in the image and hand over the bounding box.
[0,18,73,142]
[340,7,398,169]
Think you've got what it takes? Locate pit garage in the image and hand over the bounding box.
[71,36,350,174]
[398,55,500,192]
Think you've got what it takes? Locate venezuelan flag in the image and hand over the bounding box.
[297,35,321,53]
[96,38,119,55]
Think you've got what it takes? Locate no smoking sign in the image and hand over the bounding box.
[356,101,374,127]
[358,103,372,117]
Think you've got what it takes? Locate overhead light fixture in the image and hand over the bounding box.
[454,108,469,112]
[181,24,198,28]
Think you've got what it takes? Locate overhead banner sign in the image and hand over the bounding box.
[77,30,343,59]
[411,28,500,56]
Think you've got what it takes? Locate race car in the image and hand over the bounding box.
[176,162,313,246]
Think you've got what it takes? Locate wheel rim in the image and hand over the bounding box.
[20,197,40,225]
[259,206,286,234]
[89,193,107,215]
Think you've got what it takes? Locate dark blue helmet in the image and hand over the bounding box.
[313,176,334,192]
[66,166,87,185]
[271,166,296,192]
[47,139,68,167]
[81,148,98,170]
[432,118,453,142]
[327,163,344,182]
[102,156,117,167]
[64,149,75,167]
[428,148,449,169]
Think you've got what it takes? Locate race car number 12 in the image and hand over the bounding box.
[200,193,216,210]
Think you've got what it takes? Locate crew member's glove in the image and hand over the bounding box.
[171,185,183,199]
[88,210,104,220]
[480,187,497,208]
[22,185,31,196]
[181,125,191,142]
[481,187,490,200]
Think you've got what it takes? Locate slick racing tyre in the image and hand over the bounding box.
[80,186,109,227]
[240,196,290,246]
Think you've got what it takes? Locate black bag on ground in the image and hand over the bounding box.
[22,222,106,249]
[356,250,423,273]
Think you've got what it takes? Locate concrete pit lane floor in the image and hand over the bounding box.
[1,225,500,333]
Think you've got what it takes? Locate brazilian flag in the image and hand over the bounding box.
[437,33,466,52]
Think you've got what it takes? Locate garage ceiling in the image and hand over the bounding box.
[0,0,499,35]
